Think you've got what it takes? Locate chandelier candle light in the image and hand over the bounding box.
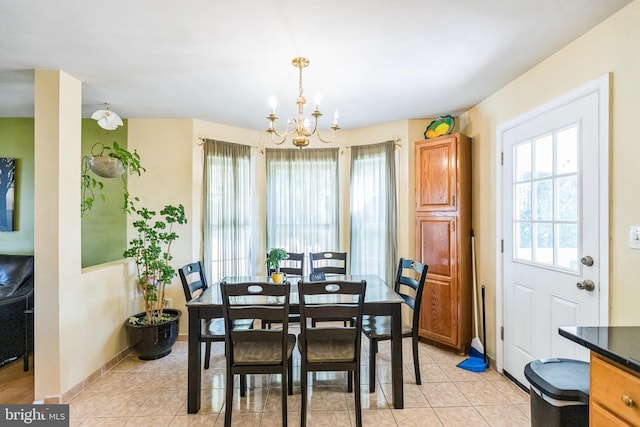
[266,57,340,148]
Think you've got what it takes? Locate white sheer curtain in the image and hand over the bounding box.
[350,141,397,287]
[266,148,339,272]
[202,140,252,282]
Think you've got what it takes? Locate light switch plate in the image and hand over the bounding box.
[629,226,640,249]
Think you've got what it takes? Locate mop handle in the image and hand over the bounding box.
[482,285,487,365]
[471,230,479,337]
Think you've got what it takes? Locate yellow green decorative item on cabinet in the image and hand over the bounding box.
[424,115,455,139]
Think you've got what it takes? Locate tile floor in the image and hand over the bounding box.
[69,331,531,426]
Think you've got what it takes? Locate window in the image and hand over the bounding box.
[203,140,252,281]
[266,148,339,270]
[350,141,397,286]
[512,125,579,270]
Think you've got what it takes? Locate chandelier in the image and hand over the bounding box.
[266,57,340,148]
[91,103,123,130]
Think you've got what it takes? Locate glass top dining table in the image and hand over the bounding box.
[185,274,406,413]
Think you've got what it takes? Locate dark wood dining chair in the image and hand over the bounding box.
[178,261,253,369]
[309,251,347,275]
[309,251,350,327]
[297,279,367,427]
[266,251,305,276]
[362,258,428,392]
[221,281,295,427]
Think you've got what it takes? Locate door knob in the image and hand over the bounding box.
[576,279,595,292]
[580,256,594,266]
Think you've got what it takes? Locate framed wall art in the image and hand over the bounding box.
[0,158,15,231]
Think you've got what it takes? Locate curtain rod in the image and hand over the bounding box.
[197,135,402,153]
[196,136,262,151]
[344,135,402,149]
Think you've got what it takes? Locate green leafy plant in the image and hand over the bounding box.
[266,248,289,273]
[81,141,146,217]
[123,203,187,325]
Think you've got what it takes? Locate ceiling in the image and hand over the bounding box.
[0,0,631,132]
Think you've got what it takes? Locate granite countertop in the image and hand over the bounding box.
[559,326,640,373]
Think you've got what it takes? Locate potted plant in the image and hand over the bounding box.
[267,248,288,283]
[81,141,146,217]
[123,203,187,359]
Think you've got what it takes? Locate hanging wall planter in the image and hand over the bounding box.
[81,142,145,217]
[84,153,125,178]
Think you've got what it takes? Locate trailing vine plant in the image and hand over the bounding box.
[81,141,146,217]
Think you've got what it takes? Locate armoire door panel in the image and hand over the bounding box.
[416,216,456,278]
[419,276,458,346]
[415,136,457,212]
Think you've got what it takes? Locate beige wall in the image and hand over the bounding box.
[127,119,198,336]
[466,0,640,360]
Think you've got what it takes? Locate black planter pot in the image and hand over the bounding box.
[124,308,181,360]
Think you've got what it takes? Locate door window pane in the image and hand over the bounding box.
[557,176,578,221]
[534,179,553,221]
[511,125,580,271]
[515,142,532,182]
[557,223,578,269]
[534,135,553,179]
[514,182,531,220]
[534,222,553,265]
[515,222,532,261]
[557,126,578,174]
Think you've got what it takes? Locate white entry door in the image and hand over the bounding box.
[498,76,609,387]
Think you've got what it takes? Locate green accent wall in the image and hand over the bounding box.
[0,118,35,254]
[0,118,128,265]
[81,119,128,267]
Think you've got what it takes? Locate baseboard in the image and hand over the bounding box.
[55,337,190,403]
[36,346,133,404]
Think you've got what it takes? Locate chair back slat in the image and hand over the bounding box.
[227,306,288,322]
[230,329,284,342]
[398,275,420,292]
[304,304,360,321]
[394,258,428,330]
[266,252,305,276]
[305,328,356,341]
[178,261,208,301]
[309,251,347,275]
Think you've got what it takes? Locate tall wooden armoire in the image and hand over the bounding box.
[415,132,472,353]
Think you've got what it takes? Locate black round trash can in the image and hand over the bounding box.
[524,358,590,427]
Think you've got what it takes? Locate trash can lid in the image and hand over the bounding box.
[524,358,590,403]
